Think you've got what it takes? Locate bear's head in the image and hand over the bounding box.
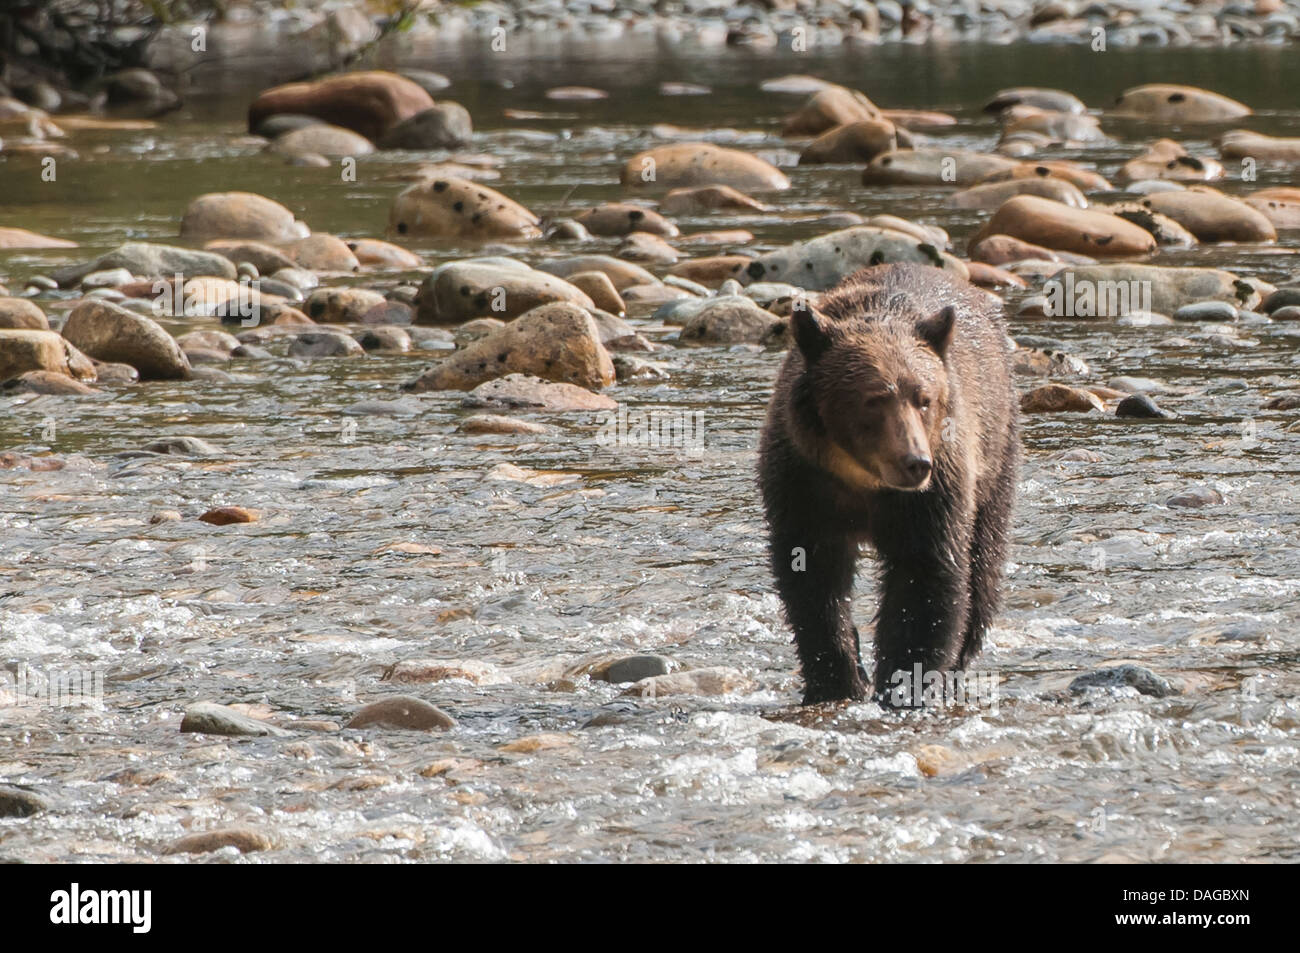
[791,302,954,492]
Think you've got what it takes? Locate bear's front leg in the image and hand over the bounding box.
[869,490,973,708]
[769,529,867,704]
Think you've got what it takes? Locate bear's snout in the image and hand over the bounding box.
[899,453,933,488]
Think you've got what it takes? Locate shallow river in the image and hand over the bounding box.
[2,35,1300,862]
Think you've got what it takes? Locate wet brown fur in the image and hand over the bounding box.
[758,262,1020,705]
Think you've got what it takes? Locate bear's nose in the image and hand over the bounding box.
[902,454,932,483]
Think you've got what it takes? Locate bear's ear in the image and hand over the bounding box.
[917,305,956,359]
[791,304,835,360]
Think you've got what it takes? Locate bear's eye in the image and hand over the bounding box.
[917,396,932,412]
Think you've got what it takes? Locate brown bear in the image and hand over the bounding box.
[757,262,1019,705]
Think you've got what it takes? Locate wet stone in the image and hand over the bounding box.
[1069,665,1178,698]
[180,702,293,737]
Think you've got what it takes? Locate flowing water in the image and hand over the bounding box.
[2,35,1300,862]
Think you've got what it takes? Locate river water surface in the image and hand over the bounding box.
[2,35,1300,862]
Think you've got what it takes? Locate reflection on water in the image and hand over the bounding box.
[2,38,1300,862]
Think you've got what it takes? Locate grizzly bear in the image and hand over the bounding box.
[758,263,1019,705]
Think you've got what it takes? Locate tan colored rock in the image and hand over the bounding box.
[949,176,1086,210]
[1045,263,1258,315]
[575,203,678,237]
[1219,129,1300,163]
[462,373,618,411]
[1118,139,1223,184]
[303,287,386,323]
[863,149,1022,186]
[406,302,614,392]
[0,297,49,330]
[1244,187,1300,229]
[0,329,96,381]
[279,234,361,272]
[1020,384,1105,413]
[1139,189,1276,243]
[979,161,1114,192]
[458,414,551,435]
[248,71,435,141]
[416,261,593,324]
[270,124,374,158]
[0,227,76,248]
[973,196,1157,257]
[199,506,259,525]
[969,234,1066,266]
[798,119,897,165]
[1110,84,1251,123]
[389,177,541,240]
[565,271,625,314]
[621,143,790,192]
[179,191,304,241]
[347,239,421,269]
[535,255,658,292]
[203,240,297,274]
[3,370,98,395]
[621,666,755,697]
[781,85,880,136]
[60,300,190,380]
[666,256,752,286]
[164,826,275,855]
[658,185,767,215]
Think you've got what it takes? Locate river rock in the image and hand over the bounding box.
[181,701,292,737]
[1116,393,1174,418]
[973,196,1157,257]
[348,695,455,731]
[248,71,435,141]
[60,300,190,380]
[347,239,422,270]
[461,373,618,411]
[969,234,1064,265]
[179,192,305,241]
[389,177,541,240]
[1069,664,1177,697]
[405,302,614,392]
[288,330,365,358]
[798,119,896,165]
[270,123,374,158]
[0,786,48,818]
[781,85,880,136]
[416,260,593,324]
[574,203,678,238]
[1110,85,1251,123]
[301,287,385,323]
[1118,139,1223,185]
[739,226,966,291]
[205,240,297,275]
[659,185,767,214]
[1243,187,1300,229]
[949,176,1086,210]
[677,296,782,344]
[377,102,473,149]
[164,827,275,855]
[0,329,96,382]
[863,149,1022,186]
[535,255,658,292]
[1219,129,1300,165]
[1103,203,1199,247]
[55,242,236,288]
[1138,189,1277,243]
[355,326,410,351]
[278,234,360,272]
[620,143,790,192]
[2,370,98,395]
[1167,487,1225,508]
[1044,263,1257,315]
[621,666,755,697]
[0,297,48,330]
[0,227,77,249]
[980,161,1114,193]
[985,87,1086,115]
[458,414,551,435]
[1020,384,1104,413]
